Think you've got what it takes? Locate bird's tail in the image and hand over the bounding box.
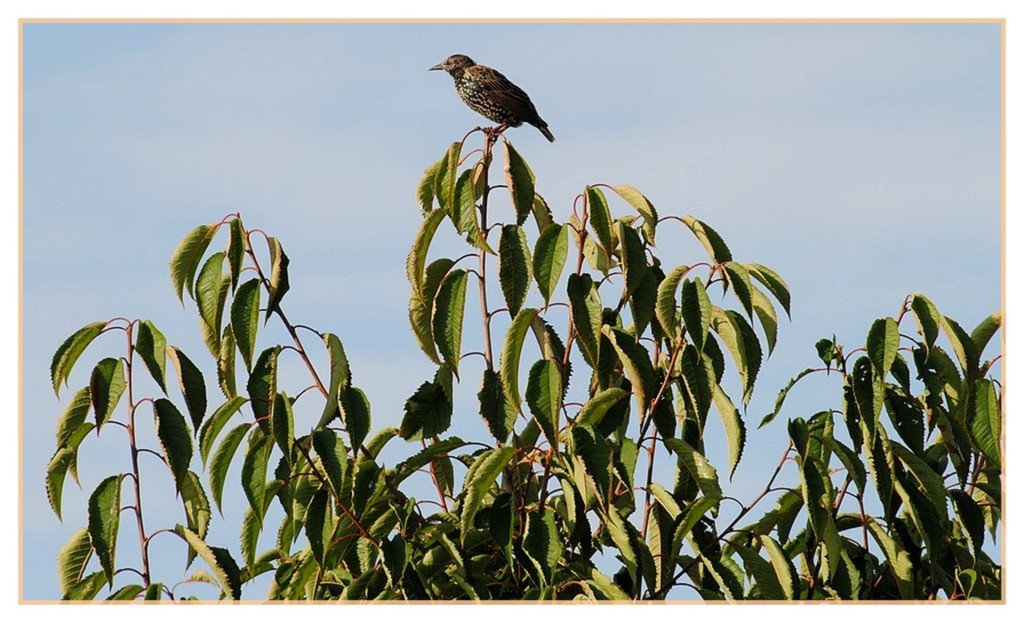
[535,122,555,143]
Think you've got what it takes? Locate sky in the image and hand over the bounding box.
[20,22,1002,601]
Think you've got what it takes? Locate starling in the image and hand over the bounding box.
[430,54,555,142]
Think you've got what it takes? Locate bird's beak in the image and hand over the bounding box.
[429,63,444,71]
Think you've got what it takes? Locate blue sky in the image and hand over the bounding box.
[21,22,1001,600]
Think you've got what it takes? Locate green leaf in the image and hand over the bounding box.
[585,186,613,256]
[87,474,123,586]
[663,438,722,501]
[198,396,246,466]
[864,519,915,599]
[174,525,242,599]
[400,371,453,441]
[153,398,194,489]
[746,263,790,319]
[680,215,731,263]
[478,369,516,443]
[460,447,516,542]
[51,321,105,396]
[680,278,712,349]
[56,386,91,448]
[313,333,351,429]
[759,535,797,600]
[312,428,349,495]
[271,392,295,457]
[733,541,784,600]
[63,572,107,600]
[365,427,399,460]
[605,327,657,413]
[435,141,461,213]
[217,325,236,399]
[306,488,331,565]
[166,347,207,431]
[910,294,941,350]
[241,428,272,524]
[941,314,980,378]
[971,311,1002,356]
[566,273,602,366]
[390,436,465,484]
[230,278,261,372]
[575,387,629,428]
[246,347,279,431]
[498,224,531,317]
[416,158,441,213]
[571,424,611,497]
[523,508,561,584]
[867,317,899,377]
[525,359,562,446]
[655,264,690,339]
[670,497,720,563]
[970,379,1001,467]
[533,223,568,304]
[824,436,867,494]
[135,320,167,392]
[408,258,453,366]
[339,386,372,452]
[196,251,226,355]
[264,237,290,321]
[500,307,540,412]
[749,284,779,356]
[57,527,92,597]
[611,185,658,243]
[711,308,762,404]
[209,424,249,513]
[503,141,535,225]
[170,223,215,301]
[617,221,647,297]
[105,584,144,601]
[722,262,754,319]
[432,268,469,378]
[451,166,490,252]
[89,357,126,431]
[226,217,245,291]
[180,470,212,567]
[406,209,448,300]
[381,534,408,585]
[588,568,630,600]
[46,448,74,520]
[759,368,819,428]
[712,384,746,479]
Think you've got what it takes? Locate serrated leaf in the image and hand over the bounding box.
[312,428,349,495]
[867,317,899,378]
[46,448,74,520]
[153,398,194,489]
[617,221,647,297]
[733,541,784,600]
[135,320,167,392]
[523,508,561,584]
[478,369,515,443]
[416,158,442,213]
[864,519,915,599]
[406,209,448,300]
[89,357,125,431]
[180,470,212,567]
[306,488,331,565]
[196,251,226,355]
[571,424,611,497]
[533,224,568,304]
[500,308,540,412]
[722,262,754,319]
[87,474,123,586]
[759,368,818,428]
[749,283,779,356]
[57,528,92,597]
[209,424,249,513]
[241,428,272,524]
[264,237,290,321]
[381,534,407,585]
[339,386,372,452]
[199,396,247,466]
[566,273,602,367]
[589,568,630,600]
[217,325,236,399]
[712,384,745,479]
[390,436,465,484]
[63,571,106,600]
[460,447,516,541]
[655,264,690,339]
[611,185,658,243]
[525,359,562,446]
[970,379,1001,467]
[585,186,613,257]
[910,294,940,350]
[167,347,207,431]
[745,263,790,319]
[226,217,245,291]
[408,258,453,366]
[680,278,712,349]
[315,333,351,429]
[432,268,469,378]
[711,308,762,404]
[246,347,279,431]
[271,392,295,457]
[400,372,453,441]
[680,215,731,263]
[170,224,215,301]
[230,278,261,372]
[174,525,241,599]
[759,535,797,600]
[56,386,91,448]
[434,142,461,213]
[604,327,657,413]
[498,224,531,317]
[971,311,1002,356]
[451,166,489,251]
[51,321,105,396]
[663,438,722,501]
[575,387,629,428]
[504,141,535,225]
[824,436,867,494]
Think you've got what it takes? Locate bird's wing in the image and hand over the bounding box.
[467,65,540,120]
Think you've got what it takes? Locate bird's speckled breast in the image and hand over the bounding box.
[454,76,517,125]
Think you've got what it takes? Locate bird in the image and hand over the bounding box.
[430,54,555,142]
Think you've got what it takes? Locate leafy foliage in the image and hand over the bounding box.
[47,134,1000,602]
